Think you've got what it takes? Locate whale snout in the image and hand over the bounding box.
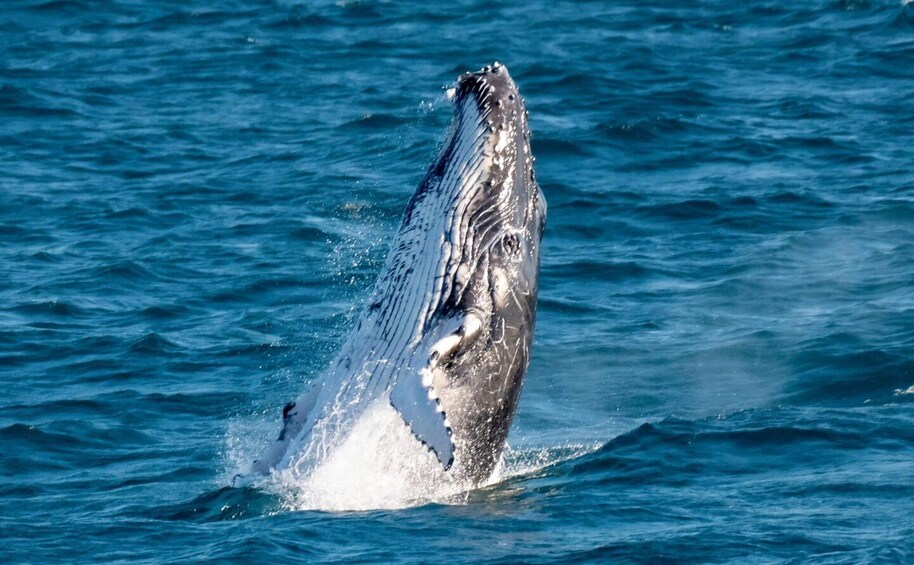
[453,62,524,116]
[450,63,541,242]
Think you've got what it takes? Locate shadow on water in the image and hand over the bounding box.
[480,403,914,502]
[145,486,280,522]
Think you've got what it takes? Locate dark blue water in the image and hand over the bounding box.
[3,0,914,561]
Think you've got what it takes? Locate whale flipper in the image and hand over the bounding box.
[238,382,323,483]
[389,313,485,469]
[390,367,454,469]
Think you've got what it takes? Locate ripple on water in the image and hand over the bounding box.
[1,0,914,562]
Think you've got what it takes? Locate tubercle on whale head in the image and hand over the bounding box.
[448,62,530,135]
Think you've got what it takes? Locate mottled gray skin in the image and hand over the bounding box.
[244,64,544,487]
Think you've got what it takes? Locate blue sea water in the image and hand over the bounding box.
[2,0,914,561]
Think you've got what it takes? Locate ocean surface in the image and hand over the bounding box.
[3,0,914,562]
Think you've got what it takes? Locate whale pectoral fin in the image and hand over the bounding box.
[390,368,454,470]
[239,382,323,483]
[387,312,485,469]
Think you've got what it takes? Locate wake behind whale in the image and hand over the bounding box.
[235,63,546,506]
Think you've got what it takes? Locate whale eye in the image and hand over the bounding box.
[501,233,521,257]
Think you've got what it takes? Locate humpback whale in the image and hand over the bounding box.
[241,63,545,487]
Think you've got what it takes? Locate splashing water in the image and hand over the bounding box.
[274,401,465,511]
[225,398,597,512]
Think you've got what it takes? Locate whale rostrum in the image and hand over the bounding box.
[243,63,545,486]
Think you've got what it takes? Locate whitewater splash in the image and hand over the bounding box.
[273,402,467,511]
[225,402,595,512]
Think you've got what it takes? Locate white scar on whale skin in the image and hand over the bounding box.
[237,63,545,496]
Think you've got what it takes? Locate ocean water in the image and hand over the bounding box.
[2,0,914,562]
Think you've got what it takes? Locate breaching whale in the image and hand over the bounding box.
[241,63,545,487]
